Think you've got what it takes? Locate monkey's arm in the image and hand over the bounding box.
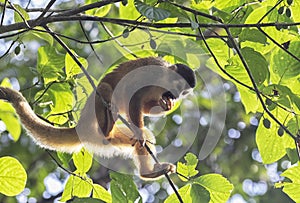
[0,87,82,153]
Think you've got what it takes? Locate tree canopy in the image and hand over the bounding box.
[0,0,300,202]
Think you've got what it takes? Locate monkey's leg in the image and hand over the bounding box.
[108,125,176,179]
[95,82,116,137]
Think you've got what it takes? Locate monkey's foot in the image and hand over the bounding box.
[140,163,176,179]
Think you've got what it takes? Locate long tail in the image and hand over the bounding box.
[0,87,82,153]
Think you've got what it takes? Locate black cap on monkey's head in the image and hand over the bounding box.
[173,63,196,88]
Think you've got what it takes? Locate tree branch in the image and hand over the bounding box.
[1,13,300,35]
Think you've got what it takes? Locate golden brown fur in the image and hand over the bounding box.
[0,57,195,179]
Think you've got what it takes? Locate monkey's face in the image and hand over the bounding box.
[159,85,194,112]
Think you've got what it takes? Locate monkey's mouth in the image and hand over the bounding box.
[159,91,176,111]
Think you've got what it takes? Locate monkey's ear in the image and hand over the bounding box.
[170,64,196,88]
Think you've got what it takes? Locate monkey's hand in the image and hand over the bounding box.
[130,127,155,147]
[159,91,176,111]
[130,132,147,147]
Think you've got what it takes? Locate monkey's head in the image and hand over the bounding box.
[159,63,196,111]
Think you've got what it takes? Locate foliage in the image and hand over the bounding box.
[0,0,299,202]
[0,157,27,196]
[166,153,233,203]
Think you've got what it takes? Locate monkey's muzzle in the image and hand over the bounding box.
[160,91,176,111]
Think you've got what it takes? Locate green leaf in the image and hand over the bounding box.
[13,4,30,23]
[57,152,72,168]
[0,101,21,141]
[275,163,300,202]
[256,114,294,164]
[239,29,267,44]
[60,175,93,202]
[0,79,21,141]
[164,184,210,203]
[286,148,299,164]
[226,47,269,88]
[262,84,300,111]
[134,0,170,21]
[75,76,95,111]
[92,184,112,203]
[194,174,233,203]
[241,47,269,86]
[31,27,54,45]
[35,83,74,125]
[73,148,93,173]
[120,0,140,20]
[206,38,233,77]
[271,41,300,79]
[65,51,88,79]
[110,172,142,203]
[236,85,260,114]
[94,4,112,17]
[85,0,111,16]
[0,156,27,196]
[37,46,65,85]
[177,153,199,181]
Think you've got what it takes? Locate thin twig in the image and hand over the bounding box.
[0,2,68,12]
[0,29,28,39]
[0,0,7,26]
[79,20,103,64]
[0,38,18,59]
[35,0,57,22]
[100,22,138,58]
[258,27,300,63]
[195,20,254,91]
[46,150,85,180]
[43,26,98,92]
[145,144,183,203]
[257,0,283,24]
[31,81,57,105]
[7,1,31,28]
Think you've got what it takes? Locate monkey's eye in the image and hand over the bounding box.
[182,90,189,95]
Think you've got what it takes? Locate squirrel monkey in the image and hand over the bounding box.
[0,57,196,179]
